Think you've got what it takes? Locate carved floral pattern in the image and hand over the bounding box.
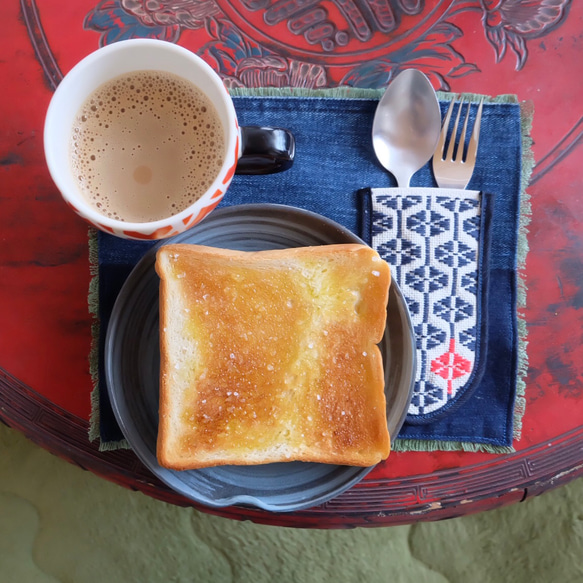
[480,0,571,70]
[84,0,572,89]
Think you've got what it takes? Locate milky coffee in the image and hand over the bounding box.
[70,71,225,223]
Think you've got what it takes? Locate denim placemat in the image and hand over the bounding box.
[89,88,533,452]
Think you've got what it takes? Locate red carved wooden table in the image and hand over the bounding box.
[1,0,582,528]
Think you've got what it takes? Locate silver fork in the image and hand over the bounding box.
[432,98,484,189]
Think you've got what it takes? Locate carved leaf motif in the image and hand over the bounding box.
[340,61,396,89]
[498,0,571,37]
[200,19,274,78]
[481,0,571,70]
[84,0,180,46]
[507,30,528,70]
[205,15,220,40]
[206,47,239,76]
[340,21,480,90]
[448,62,481,79]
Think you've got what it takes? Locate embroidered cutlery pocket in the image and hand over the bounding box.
[361,187,494,424]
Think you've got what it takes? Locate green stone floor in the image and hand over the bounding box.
[1,422,582,583]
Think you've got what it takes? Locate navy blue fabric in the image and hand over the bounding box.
[96,96,523,447]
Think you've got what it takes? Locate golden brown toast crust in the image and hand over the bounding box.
[156,244,391,470]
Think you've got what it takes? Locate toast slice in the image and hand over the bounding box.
[155,243,391,470]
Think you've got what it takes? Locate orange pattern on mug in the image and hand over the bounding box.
[222,134,239,185]
[122,225,174,240]
[192,199,220,225]
[96,222,115,233]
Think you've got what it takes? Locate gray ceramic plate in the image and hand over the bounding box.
[105,204,416,512]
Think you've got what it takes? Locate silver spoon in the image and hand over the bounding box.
[372,69,441,187]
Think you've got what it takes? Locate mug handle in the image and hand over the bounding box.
[236,126,295,175]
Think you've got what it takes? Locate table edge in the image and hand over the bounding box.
[1,366,582,528]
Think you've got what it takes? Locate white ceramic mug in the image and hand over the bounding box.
[44,39,294,240]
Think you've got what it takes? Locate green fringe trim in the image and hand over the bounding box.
[436,91,519,104]
[392,439,514,455]
[88,227,100,443]
[88,88,533,454]
[95,439,131,452]
[229,86,522,104]
[87,227,131,451]
[229,86,385,99]
[514,99,535,442]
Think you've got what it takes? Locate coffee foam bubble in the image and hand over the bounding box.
[70,71,225,222]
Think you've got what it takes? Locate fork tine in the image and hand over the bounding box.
[445,99,464,162]
[466,98,484,165]
[455,102,471,163]
[436,100,455,161]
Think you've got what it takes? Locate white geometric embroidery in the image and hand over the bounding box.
[371,188,481,417]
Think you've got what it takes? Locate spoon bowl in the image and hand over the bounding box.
[372,69,441,187]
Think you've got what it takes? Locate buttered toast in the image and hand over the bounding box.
[155,243,391,470]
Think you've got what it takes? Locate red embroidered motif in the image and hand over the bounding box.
[431,338,471,395]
